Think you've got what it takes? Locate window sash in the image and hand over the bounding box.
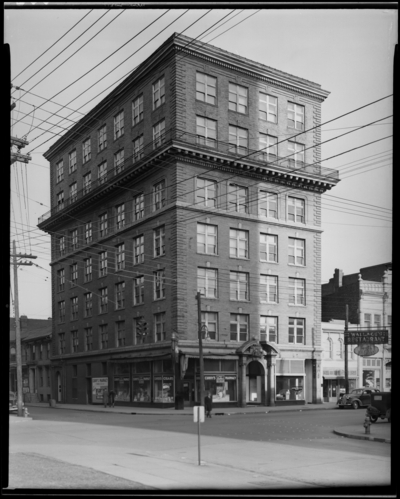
[201,312,218,340]
[259,191,277,218]
[133,235,144,264]
[99,252,108,276]
[230,272,249,301]
[288,238,305,265]
[259,93,277,122]
[197,268,217,298]
[196,73,216,104]
[196,116,217,148]
[228,184,248,213]
[154,313,166,341]
[259,134,277,162]
[230,314,249,342]
[56,161,64,182]
[288,318,305,344]
[288,102,305,130]
[134,276,145,305]
[260,275,278,303]
[115,282,125,309]
[196,178,217,207]
[99,213,108,237]
[69,150,77,173]
[116,244,125,270]
[133,135,144,162]
[289,279,305,305]
[134,194,144,220]
[82,139,91,163]
[197,223,217,254]
[154,270,166,300]
[114,111,124,139]
[260,316,277,343]
[228,126,248,155]
[154,227,165,257]
[132,95,144,125]
[98,162,107,184]
[153,120,166,148]
[288,197,305,223]
[288,141,305,166]
[153,180,166,210]
[228,83,248,113]
[83,173,92,194]
[70,183,77,202]
[116,204,125,229]
[98,125,107,151]
[114,150,124,174]
[229,229,248,258]
[153,77,165,109]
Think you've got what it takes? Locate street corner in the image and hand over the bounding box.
[333,426,391,443]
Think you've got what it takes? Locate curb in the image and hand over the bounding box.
[333,428,391,444]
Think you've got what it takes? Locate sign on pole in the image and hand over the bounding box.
[193,406,204,466]
[345,329,388,345]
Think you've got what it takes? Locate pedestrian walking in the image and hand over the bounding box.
[108,389,115,408]
[102,389,109,408]
[205,392,213,418]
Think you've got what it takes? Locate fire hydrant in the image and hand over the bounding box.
[23,407,29,418]
[363,415,371,434]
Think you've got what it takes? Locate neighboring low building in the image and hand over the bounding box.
[9,315,52,403]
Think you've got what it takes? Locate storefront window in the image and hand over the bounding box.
[132,376,151,401]
[154,375,174,403]
[200,375,237,402]
[276,376,304,401]
[114,377,130,402]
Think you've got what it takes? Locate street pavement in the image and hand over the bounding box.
[7,402,391,491]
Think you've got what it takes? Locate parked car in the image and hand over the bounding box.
[9,391,23,413]
[366,392,391,422]
[338,388,380,409]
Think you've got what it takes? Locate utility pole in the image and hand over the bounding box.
[196,292,205,408]
[344,304,349,394]
[11,136,31,165]
[10,241,37,417]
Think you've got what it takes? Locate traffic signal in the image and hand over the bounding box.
[142,322,148,336]
[136,320,143,336]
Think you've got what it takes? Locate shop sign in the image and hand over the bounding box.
[354,344,379,357]
[204,375,216,380]
[154,376,163,381]
[345,329,388,345]
[92,377,108,402]
[133,376,150,383]
[163,376,174,381]
[216,376,224,383]
[225,375,237,380]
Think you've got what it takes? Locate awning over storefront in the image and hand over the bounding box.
[111,352,171,363]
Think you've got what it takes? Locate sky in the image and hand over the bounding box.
[7,5,395,319]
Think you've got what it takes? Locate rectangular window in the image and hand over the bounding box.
[197,268,217,298]
[59,333,65,354]
[57,191,64,211]
[196,72,216,105]
[85,327,93,351]
[259,191,278,218]
[114,149,124,174]
[100,324,108,349]
[260,275,278,303]
[71,229,78,250]
[84,257,92,282]
[58,301,65,323]
[98,124,107,151]
[133,235,144,264]
[201,312,218,340]
[229,83,248,114]
[259,133,278,162]
[70,263,78,286]
[133,276,145,305]
[197,223,217,254]
[116,203,125,229]
[114,110,124,140]
[56,160,64,183]
[288,238,305,266]
[154,312,166,342]
[288,102,305,130]
[288,197,305,223]
[154,270,166,300]
[57,269,65,292]
[84,292,92,318]
[83,173,92,195]
[288,318,305,344]
[132,94,143,125]
[153,76,165,110]
[364,313,371,329]
[116,243,125,270]
[133,135,144,162]
[153,120,165,149]
[229,229,249,259]
[230,314,249,342]
[115,282,125,310]
[134,193,144,220]
[82,138,91,163]
[259,93,277,123]
[196,178,217,208]
[228,184,248,213]
[70,296,78,320]
[153,179,166,210]
[374,314,381,327]
[99,287,108,314]
[196,116,217,148]
[288,141,305,168]
[229,125,248,155]
[289,278,305,305]
[69,150,77,173]
[70,182,77,203]
[260,316,278,343]
[230,271,249,301]
[116,321,126,347]
[99,251,107,277]
[154,226,165,257]
[85,222,92,244]
[98,161,107,184]
[59,236,65,256]
[99,212,108,237]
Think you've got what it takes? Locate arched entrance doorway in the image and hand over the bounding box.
[246,360,265,404]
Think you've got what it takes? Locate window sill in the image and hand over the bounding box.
[229,257,249,261]
[196,252,219,257]
[260,260,278,264]
[195,99,218,107]
[288,263,306,268]
[288,304,306,307]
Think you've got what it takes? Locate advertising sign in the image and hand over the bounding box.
[92,377,108,404]
[345,329,388,345]
[354,344,380,357]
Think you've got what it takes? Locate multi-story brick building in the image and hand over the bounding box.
[38,33,339,408]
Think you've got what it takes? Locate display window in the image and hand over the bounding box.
[114,377,130,402]
[132,376,151,402]
[199,374,237,402]
[154,375,174,403]
[276,375,304,400]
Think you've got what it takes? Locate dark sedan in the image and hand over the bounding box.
[337,388,380,409]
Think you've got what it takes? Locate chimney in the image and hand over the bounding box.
[334,269,343,290]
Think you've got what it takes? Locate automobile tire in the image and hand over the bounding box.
[352,401,360,410]
[338,406,344,409]
[370,415,378,423]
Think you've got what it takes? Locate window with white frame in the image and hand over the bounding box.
[229,229,248,259]
[82,138,91,163]
[99,287,108,313]
[288,318,305,344]
[116,321,126,347]
[197,268,217,298]
[132,94,143,125]
[259,191,278,218]
[196,178,217,208]
[288,197,305,223]
[114,149,124,174]
[71,330,79,352]
[154,269,165,300]
[85,221,92,244]
[288,102,305,130]
[133,234,144,264]
[260,275,278,303]
[196,116,217,148]
[133,276,145,305]
[57,268,65,292]
[228,183,248,213]
[56,160,64,183]
[230,314,249,342]
[116,203,125,229]
[197,223,217,254]
[259,93,277,123]
[154,312,166,342]
[57,191,64,211]
[70,263,78,286]
[153,120,165,148]
[260,316,278,343]
[230,271,249,301]
[99,251,107,277]
[134,193,144,220]
[58,301,65,322]
[83,172,91,195]
[288,238,305,266]
[133,135,144,162]
[289,278,305,305]
[70,296,78,320]
[98,124,107,151]
[85,327,93,351]
[259,133,277,162]
[288,141,305,168]
[99,212,108,237]
[374,314,381,327]
[228,125,248,155]
[99,324,108,349]
[114,110,124,140]
[115,281,125,309]
[364,313,371,328]
[153,76,165,109]
[116,243,125,270]
[196,72,217,104]
[201,312,218,340]
[229,83,248,114]
[98,161,107,184]
[70,182,77,203]
[154,226,165,257]
[84,292,92,318]
[84,257,92,282]
[69,149,77,173]
[153,179,166,210]
[71,229,78,250]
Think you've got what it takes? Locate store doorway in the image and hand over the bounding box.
[182,380,194,407]
[246,360,265,404]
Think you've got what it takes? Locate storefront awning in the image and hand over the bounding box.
[111,352,171,363]
[183,354,238,360]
